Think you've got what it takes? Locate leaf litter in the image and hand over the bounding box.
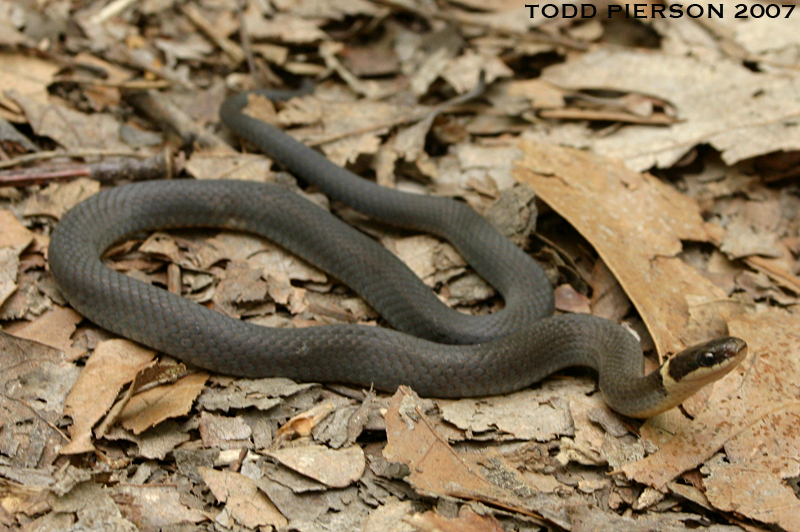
[0,2,799,531]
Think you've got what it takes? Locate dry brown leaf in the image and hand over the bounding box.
[567,504,743,532]
[275,400,336,441]
[383,387,569,528]
[693,307,800,530]
[193,232,327,284]
[266,444,365,488]
[0,15,29,49]
[0,210,34,251]
[0,210,34,306]
[7,305,85,360]
[185,152,274,182]
[275,97,421,167]
[198,411,252,449]
[22,178,100,220]
[453,143,522,191]
[717,11,800,65]
[340,39,399,78]
[703,453,800,532]
[61,339,155,454]
[382,234,466,287]
[542,49,800,169]
[444,273,495,306]
[507,78,566,110]
[118,371,209,435]
[411,46,456,97]
[0,330,78,468]
[443,0,545,33]
[620,306,800,532]
[441,50,513,94]
[589,259,632,322]
[113,484,206,528]
[138,232,182,264]
[244,12,327,43]
[0,52,59,119]
[49,479,138,530]
[0,273,52,321]
[437,382,584,442]
[196,377,315,412]
[512,139,730,356]
[212,260,270,318]
[406,506,505,532]
[553,283,591,314]
[199,466,288,529]
[319,41,397,100]
[9,91,130,151]
[363,500,416,532]
[287,0,379,20]
[745,254,800,295]
[104,420,191,460]
[0,247,19,309]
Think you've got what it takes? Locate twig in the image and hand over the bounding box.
[0,149,149,170]
[88,0,139,24]
[236,0,260,88]
[180,3,246,64]
[125,90,234,152]
[51,76,172,90]
[0,149,175,187]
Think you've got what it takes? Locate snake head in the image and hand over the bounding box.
[667,336,748,385]
[650,336,748,417]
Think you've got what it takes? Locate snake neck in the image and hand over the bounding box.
[599,368,668,418]
[537,315,670,418]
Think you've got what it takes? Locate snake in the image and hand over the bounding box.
[48,91,747,418]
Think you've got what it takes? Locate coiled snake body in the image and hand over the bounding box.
[48,92,746,418]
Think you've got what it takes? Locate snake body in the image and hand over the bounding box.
[48,92,746,417]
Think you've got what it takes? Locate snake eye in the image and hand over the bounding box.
[698,351,717,367]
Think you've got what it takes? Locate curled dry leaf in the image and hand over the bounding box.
[61,339,155,454]
[118,371,209,435]
[274,401,336,441]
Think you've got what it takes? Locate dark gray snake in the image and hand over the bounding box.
[48,92,747,417]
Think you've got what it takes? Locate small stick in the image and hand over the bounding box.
[180,3,246,64]
[125,90,234,152]
[0,149,174,187]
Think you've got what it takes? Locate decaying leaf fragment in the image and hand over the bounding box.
[61,339,155,454]
[405,506,505,532]
[118,371,209,434]
[382,387,570,528]
[266,444,365,488]
[199,466,288,529]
